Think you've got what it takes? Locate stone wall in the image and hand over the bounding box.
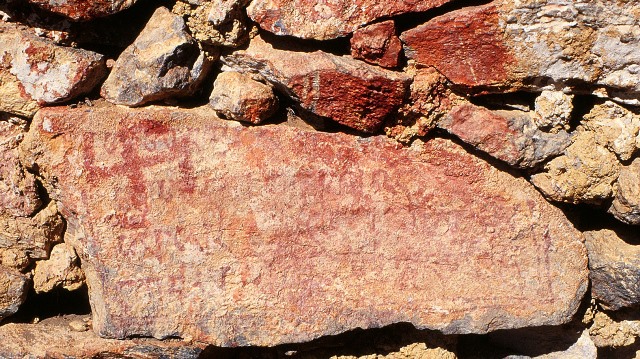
[1,0,640,357]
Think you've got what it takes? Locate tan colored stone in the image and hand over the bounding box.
[21,105,588,346]
[25,0,137,20]
[222,35,409,133]
[101,7,213,107]
[531,129,620,204]
[534,91,574,132]
[173,0,249,47]
[33,243,85,293]
[209,71,278,124]
[590,311,640,348]
[0,317,207,358]
[582,101,640,162]
[0,265,28,321]
[610,158,640,225]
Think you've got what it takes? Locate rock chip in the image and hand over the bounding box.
[0,318,206,358]
[0,265,28,321]
[610,158,640,225]
[350,20,402,69]
[247,0,454,40]
[585,228,640,310]
[33,243,85,293]
[438,103,572,168]
[172,0,249,47]
[101,7,213,107]
[534,91,574,132]
[222,35,409,133]
[209,71,278,124]
[25,0,137,20]
[531,129,620,204]
[22,105,588,346]
[0,22,107,112]
[401,0,640,102]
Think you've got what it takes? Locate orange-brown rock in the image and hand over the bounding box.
[25,0,137,21]
[247,0,454,40]
[350,20,402,69]
[21,105,588,346]
[222,35,409,133]
[0,316,207,358]
[0,265,28,321]
[401,0,640,102]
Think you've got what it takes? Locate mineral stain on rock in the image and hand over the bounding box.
[21,105,588,347]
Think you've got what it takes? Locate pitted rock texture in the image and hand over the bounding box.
[610,158,640,225]
[26,0,137,21]
[401,0,640,102]
[350,20,402,69]
[0,317,206,358]
[438,103,572,168]
[172,0,250,47]
[33,243,85,293]
[101,7,213,107]
[534,91,574,132]
[0,266,28,321]
[586,228,640,311]
[21,105,588,346]
[223,35,409,133]
[0,22,107,111]
[209,71,278,124]
[247,0,454,40]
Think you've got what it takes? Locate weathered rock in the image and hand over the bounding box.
[0,22,107,113]
[209,71,278,124]
[21,105,588,346]
[534,331,597,359]
[0,116,42,218]
[0,317,207,358]
[610,158,640,225]
[533,91,574,132]
[439,103,572,168]
[350,20,402,69]
[582,101,640,162]
[531,129,620,204]
[589,311,640,348]
[33,243,85,293]
[222,35,409,133]
[247,0,454,40]
[25,0,137,21]
[0,265,28,321]
[101,7,213,107]
[173,0,249,47]
[0,202,65,271]
[585,228,640,310]
[401,0,640,102]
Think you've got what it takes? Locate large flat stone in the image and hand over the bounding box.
[401,0,640,103]
[247,0,453,40]
[21,105,588,346]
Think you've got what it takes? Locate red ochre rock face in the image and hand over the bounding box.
[247,0,454,40]
[20,105,588,347]
[26,0,138,21]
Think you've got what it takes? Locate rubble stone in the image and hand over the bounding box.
[350,21,402,69]
[25,0,138,20]
[33,243,85,293]
[610,158,640,225]
[101,7,213,107]
[0,265,28,321]
[21,105,588,346]
[209,71,279,124]
[534,91,574,132]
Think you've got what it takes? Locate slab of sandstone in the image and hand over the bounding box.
[247,0,454,40]
[21,105,588,346]
[401,0,640,102]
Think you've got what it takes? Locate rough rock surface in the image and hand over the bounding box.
[438,103,572,168]
[350,21,402,69]
[0,265,28,321]
[0,22,107,112]
[582,101,640,162]
[25,0,137,20]
[223,35,409,133]
[590,311,640,348]
[531,129,620,204]
[610,158,640,225]
[401,0,640,102]
[172,0,249,47]
[33,243,85,293]
[534,91,574,132]
[534,331,597,359]
[585,228,640,311]
[21,105,588,346]
[209,71,278,124]
[0,316,207,358]
[247,0,454,40]
[101,7,212,106]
